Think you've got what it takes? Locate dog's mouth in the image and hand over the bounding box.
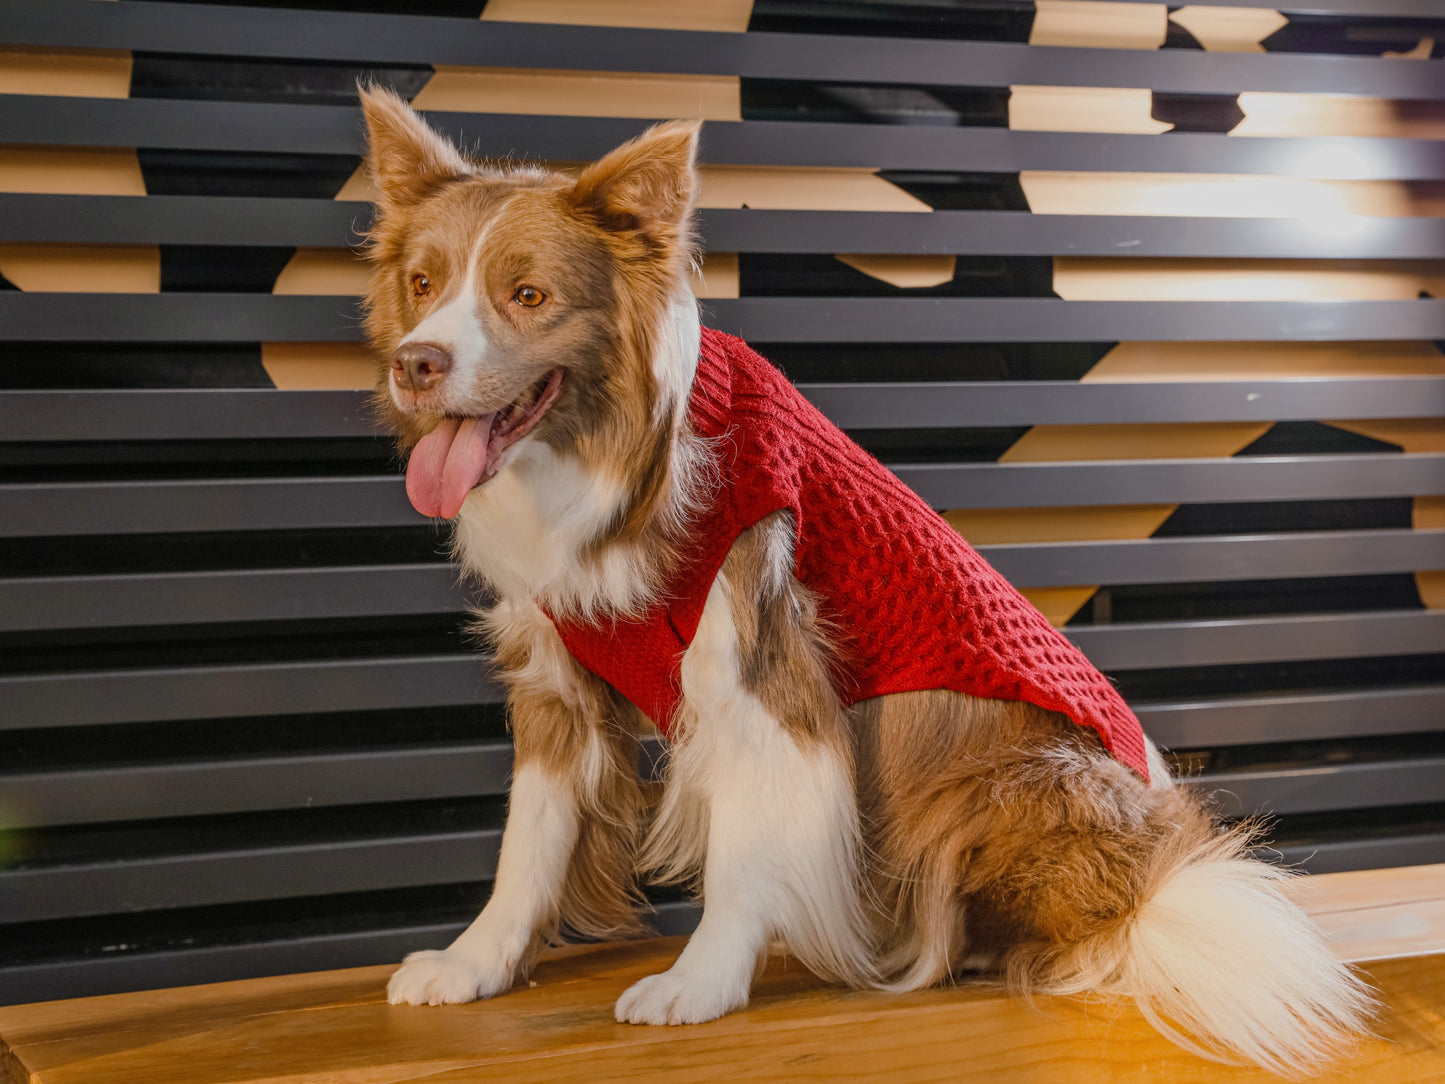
[404,369,565,518]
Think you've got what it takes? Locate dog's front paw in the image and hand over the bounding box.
[614,968,748,1026]
[386,949,513,1006]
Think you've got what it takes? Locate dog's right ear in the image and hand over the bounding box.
[359,84,469,211]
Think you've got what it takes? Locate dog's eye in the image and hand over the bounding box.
[514,286,546,308]
[411,273,431,298]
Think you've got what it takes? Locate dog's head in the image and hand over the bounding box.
[358,86,700,519]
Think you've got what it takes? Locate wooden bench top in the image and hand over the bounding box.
[3,864,1443,1083]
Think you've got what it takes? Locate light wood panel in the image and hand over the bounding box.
[2,865,1442,1083]
[1030,0,1167,50]
[410,66,741,121]
[0,46,131,99]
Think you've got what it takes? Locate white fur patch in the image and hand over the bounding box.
[620,573,875,1025]
[387,762,579,1005]
[1042,836,1376,1076]
[451,296,706,620]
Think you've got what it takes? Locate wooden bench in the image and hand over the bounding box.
[3,864,1443,1083]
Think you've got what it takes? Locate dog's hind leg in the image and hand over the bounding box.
[388,598,644,1006]
[617,514,875,1025]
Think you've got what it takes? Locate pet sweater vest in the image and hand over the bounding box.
[548,328,1149,780]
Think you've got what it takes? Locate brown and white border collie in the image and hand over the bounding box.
[358,86,1371,1075]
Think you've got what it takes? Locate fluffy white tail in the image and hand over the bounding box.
[1074,834,1377,1076]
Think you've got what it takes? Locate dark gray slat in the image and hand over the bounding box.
[0,475,415,538]
[5,1,1443,96]
[0,656,500,731]
[0,829,503,923]
[0,564,471,633]
[1138,685,1445,748]
[1274,833,1445,875]
[804,377,1445,430]
[707,298,1445,344]
[0,389,380,442]
[16,197,1445,263]
[707,211,1445,261]
[7,98,1445,180]
[1102,0,1441,16]
[4,454,1441,540]
[898,453,1445,509]
[0,194,369,248]
[0,742,514,829]
[2,613,1438,733]
[0,902,703,1008]
[9,295,1445,344]
[1201,758,1445,819]
[977,529,1445,589]
[5,377,1442,444]
[1067,609,1445,671]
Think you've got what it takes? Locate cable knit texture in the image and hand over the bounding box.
[549,327,1148,779]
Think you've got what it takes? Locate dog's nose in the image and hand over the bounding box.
[391,342,453,392]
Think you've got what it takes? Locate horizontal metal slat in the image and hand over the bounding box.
[4,1,1441,96]
[0,389,379,442]
[0,656,500,730]
[0,475,415,537]
[8,295,1445,344]
[3,529,1435,633]
[897,452,1445,509]
[1067,609,1445,671]
[0,901,703,1008]
[4,454,1440,538]
[1203,757,1445,818]
[0,564,469,632]
[3,613,1438,730]
[0,742,514,829]
[806,377,1445,429]
[1275,832,1445,875]
[979,529,1445,588]
[11,198,1445,262]
[0,827,503,923]
[1137,685,1445,748]
[4,379,1439,444]
[6,99,1445,179]
[1102,0,1440,17]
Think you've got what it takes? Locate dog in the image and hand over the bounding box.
[357,86,1372,1075]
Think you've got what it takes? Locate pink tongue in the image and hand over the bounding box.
[405,415,496,519]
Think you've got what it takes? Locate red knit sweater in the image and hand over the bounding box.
[549,328,1148,780]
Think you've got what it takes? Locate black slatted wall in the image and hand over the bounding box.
[0,0,1443,1005]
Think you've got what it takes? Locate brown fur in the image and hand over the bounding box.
[359,87,706,613]
[854,688,1218,991]
[362,91,1368,1070]
[720,512,851,748]
[488,610,648,943]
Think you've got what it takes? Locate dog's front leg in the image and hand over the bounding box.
[616,517,874,1025]
[389,601,642,1006]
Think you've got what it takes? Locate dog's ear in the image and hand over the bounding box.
[570,120,700,235]
[359,84,469,210]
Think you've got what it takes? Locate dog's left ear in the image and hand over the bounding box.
[359,83,470,211]
[571,120,701,236]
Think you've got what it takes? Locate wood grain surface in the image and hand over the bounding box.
[3,865,1443,1083]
